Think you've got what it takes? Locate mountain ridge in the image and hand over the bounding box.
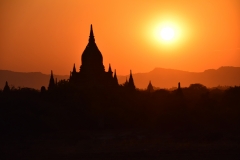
[1,66,240,89]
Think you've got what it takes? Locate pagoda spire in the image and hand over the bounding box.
[178,82,181,89]
[129,70,133,82]
[176,82,183,97]
[113,69,118,86]
[128,70,135,90]
[123,77,128,87]
[72,63,76,73]
[108,64,112,73]
[50,70,54,79]
[3,81,10,93]
[89,24,95,43]
[147,81,154,92]
[114,69,117,78]
[48,70,55,90]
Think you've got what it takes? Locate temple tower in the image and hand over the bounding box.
[80,24,105,75]
[128,70,136,90]
[113,69,119,86]
[108,64,113,76]
[48,70,55,90]
[147,81,154,92]
[3,81,10,93]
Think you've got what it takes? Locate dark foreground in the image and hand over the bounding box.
[1,130,240,160]
[1,86,240,159]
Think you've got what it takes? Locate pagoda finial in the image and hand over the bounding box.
[130,70,133,78]
[128,70,135,90]
[89,24,95,42]
[73,63,76,73]
[108,64,112,73]
[3,81,10,93]
[48,70,55,90]
[113,69,118,86]
[147,80,154,92]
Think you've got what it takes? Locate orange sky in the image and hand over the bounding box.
[0,0,240,75]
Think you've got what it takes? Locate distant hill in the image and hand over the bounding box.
[117,66,240,89]
[0,70,69,90]
[1,66,240,89]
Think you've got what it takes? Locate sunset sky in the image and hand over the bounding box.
[0,0,240,75]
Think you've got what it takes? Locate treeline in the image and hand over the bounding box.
[1,83,240,139]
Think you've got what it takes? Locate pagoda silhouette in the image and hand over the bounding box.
[48,25,135,90]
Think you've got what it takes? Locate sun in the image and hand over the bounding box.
[160,27,175,41]
[149,21,183,46]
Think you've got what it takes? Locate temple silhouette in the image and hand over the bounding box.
[48,25,135,90]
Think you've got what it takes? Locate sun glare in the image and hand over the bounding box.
[146,19,187,50]
[151,23,179,44]
[160,27,175,41]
